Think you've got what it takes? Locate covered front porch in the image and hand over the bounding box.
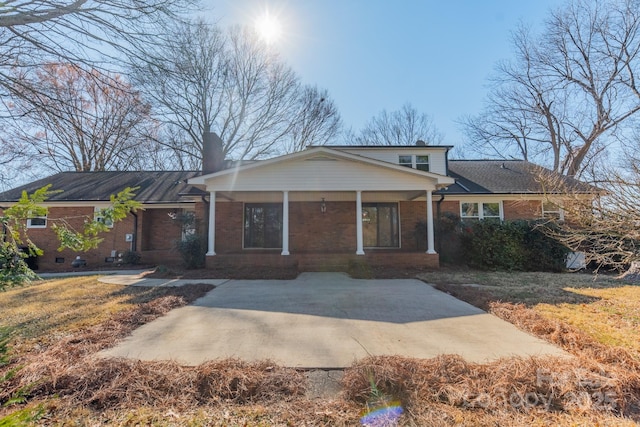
[188,146,455,271]
[202,190,440,270]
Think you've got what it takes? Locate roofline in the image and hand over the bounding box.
[318,144,455,149]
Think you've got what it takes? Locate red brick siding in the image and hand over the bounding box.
[399,201,425,251]
[20,206,137,271]
[290,202,356,253]
[140,209,182,251]
[503,200,542,220]
[215,202,244,253]
[439,200,461,217]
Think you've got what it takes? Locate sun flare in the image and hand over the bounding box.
[255,10,283,45]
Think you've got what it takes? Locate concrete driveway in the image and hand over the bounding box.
[101,272,567,368]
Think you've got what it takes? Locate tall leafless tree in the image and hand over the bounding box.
[462,0,640,178]
[349,103,443,146]
[0,0,195,186]
[9,63,159,172]
[131,20,341,166]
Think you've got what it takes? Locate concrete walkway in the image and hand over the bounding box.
[100,272,568,368]
[40,270,226,287]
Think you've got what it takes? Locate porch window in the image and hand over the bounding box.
[461,202,502,220]
[362,203,399,248]
[244,203,283,249]
[27,216,47,228]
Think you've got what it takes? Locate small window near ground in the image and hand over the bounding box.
[542,202,564,221]
[398,155,412,168]
[27,216,47,228]
[415,155,430,172]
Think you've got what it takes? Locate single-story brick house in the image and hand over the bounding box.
[0,137,590,271]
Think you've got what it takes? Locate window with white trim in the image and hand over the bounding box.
[94,207,114,228]
[398,155,412,168]
[460,202,502,220]
[397,154,429,172]
[542,202,564,221]
[27,216,47,228]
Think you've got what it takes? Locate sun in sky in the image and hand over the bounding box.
[254,9,283,45]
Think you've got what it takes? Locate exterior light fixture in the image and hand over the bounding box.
[321,198,327,213]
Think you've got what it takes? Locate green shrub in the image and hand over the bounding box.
[459,220,569,272]
[121,250,141,265]
[176,234,207,269]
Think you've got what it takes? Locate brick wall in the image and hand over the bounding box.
[140,208,182,251]
[290,202,356,253]
[216,202,244,253]
[503,200,542,220]
[18,206,137,271]
[400,201,426,251]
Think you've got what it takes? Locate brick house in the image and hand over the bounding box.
[0,138,589,271]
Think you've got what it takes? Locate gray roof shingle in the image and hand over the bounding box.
[440,160,594,194]
[0,171,202,203]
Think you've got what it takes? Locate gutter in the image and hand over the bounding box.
[436,194,445,253]
[130,211,138,252]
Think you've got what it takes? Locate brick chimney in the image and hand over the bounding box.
[202,131,225,174]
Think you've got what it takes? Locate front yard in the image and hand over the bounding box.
[0,271,639,426]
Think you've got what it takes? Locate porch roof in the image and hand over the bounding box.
[188,146,455,192]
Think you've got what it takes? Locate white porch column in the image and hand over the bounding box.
[426,189,436,254]
[356,190,365,255]
[207,191,216,256]
[281,191,290,255]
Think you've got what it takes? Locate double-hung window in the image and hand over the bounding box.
[244,203,283,249]
[398,155,429,172]
[460,202,502,221]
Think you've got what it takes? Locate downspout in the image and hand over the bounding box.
[436,194,445,253]
[130,211,138,252]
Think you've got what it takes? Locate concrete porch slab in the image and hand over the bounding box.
[100,272,568,368]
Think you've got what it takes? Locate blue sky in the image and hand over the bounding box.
[207,0,565,147]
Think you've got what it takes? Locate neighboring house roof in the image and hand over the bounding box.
[0,171,201,203]
[440,160,595,195]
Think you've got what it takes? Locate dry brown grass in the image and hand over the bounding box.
[342,354,639,425]
[2,273,640,425]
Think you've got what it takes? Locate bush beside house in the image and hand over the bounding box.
[427,217,570,272]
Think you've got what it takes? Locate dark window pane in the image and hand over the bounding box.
[244,204,282,248]
[362,203,399,248]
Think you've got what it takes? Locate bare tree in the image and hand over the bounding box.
[462,0,640,177]
[0,0,194,105]
[9,63,159,172]
[350,103,443,146]
[131,20,342,166]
